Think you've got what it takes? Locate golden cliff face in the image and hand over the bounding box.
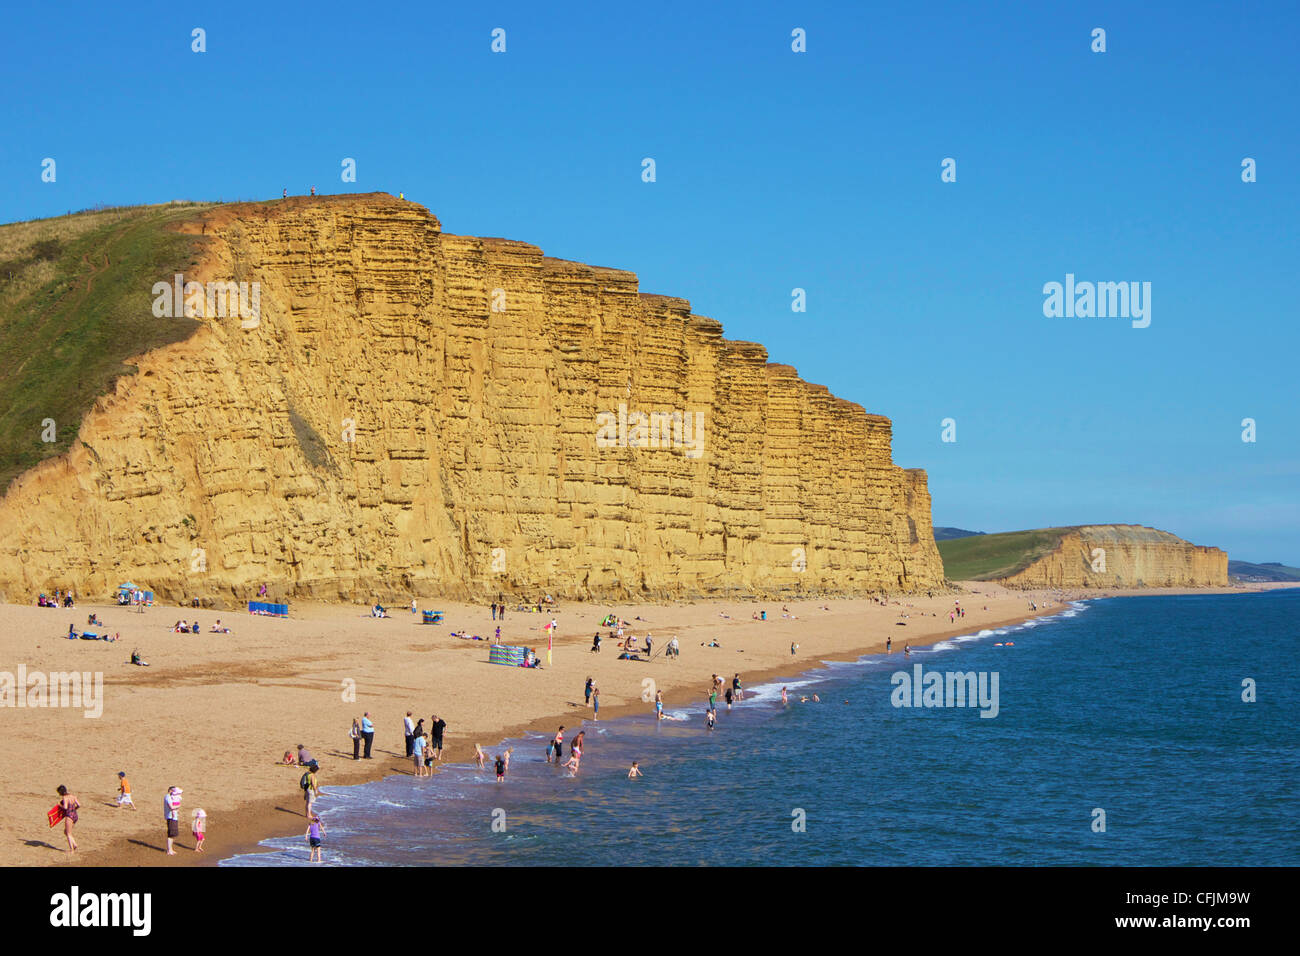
[999,525,1228,589]
[0,194,945,603]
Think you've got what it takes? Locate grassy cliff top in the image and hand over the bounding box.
[937,527,1074,581]
[0,202,212,492]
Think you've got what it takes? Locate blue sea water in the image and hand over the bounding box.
[222,590,1299,866]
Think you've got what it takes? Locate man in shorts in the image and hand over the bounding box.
[163,786,182,855]
[430,715,447,761]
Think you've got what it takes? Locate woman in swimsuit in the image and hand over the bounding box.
[56,785,79,855]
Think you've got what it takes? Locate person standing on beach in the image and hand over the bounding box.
[495,753,506,782]
[412,733,426,776]
[302,767,321,814]
[350,718,362,760]
[708,679,717,711]
[791,642,798,655]
[430,715,446,761]
[733,674,743,701]
[404,712,415,758]
[654,689,663,720]
[499,604,505,621]
[886,636,891,654]
[55,785,79,855]
[591,686,600,720]
[192,808,207,852]
[584,676,593,706]
[163,786,182,855]
[361,712,374,758]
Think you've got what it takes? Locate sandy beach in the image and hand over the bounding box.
[2,581,1289,867]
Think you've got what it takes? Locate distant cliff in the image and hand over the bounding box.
[0,194,944,603]
[940,524,1227,588]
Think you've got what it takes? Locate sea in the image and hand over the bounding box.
[221,589,1298,866]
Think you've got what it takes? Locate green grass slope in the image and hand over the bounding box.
[0,203,211,492]
[937,527,1073,581]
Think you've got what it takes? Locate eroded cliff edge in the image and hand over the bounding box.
[997,526,1227,589]
[0,194,945,603]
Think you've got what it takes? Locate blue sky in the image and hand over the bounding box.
[2,1,1296,563]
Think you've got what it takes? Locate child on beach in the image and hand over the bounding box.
[495,754,506,782]
[282,750,296,766]
[475,744,489,770]
[116,772,135,809]
[654,689,663,720]
[781,687,788,705]
[306,814,324,862]
[706,708,716,730]
[628,762,642,779]
[192,808,207,852]
[591,687,599,720]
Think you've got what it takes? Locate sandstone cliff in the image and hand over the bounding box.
[0,194,945,604]
[997,525,1227,589]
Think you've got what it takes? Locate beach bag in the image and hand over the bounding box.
[47,805,63,827]
[300,772,311,791]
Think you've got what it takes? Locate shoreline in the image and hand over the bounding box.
[8,582,1291,868]
[210,604,1060,867]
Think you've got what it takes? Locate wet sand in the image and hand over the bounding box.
[2,581,1287,866]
